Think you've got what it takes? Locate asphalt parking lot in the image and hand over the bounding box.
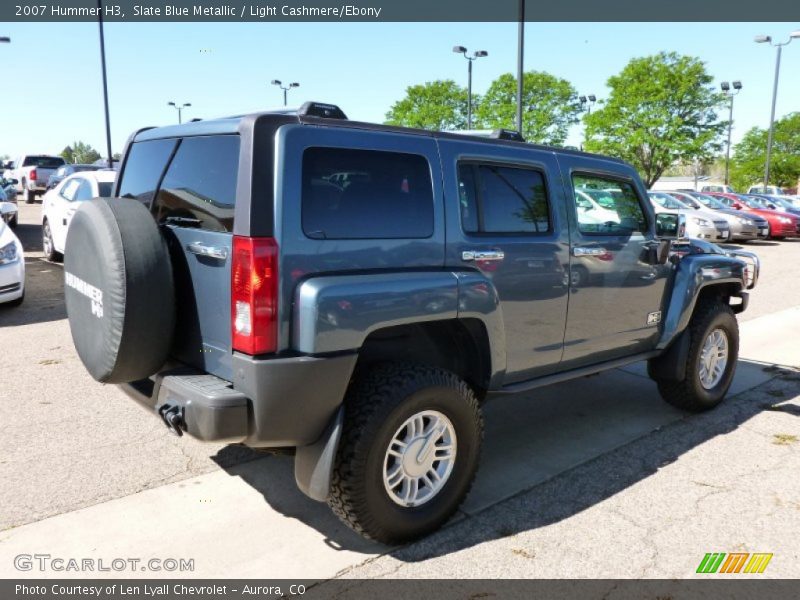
[1,200,800,581]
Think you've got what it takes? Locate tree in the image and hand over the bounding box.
[385,80,469,131]
[60,141,101,164]
[584,52,726,188]
[730,112,800,191]
[476,71,580,146]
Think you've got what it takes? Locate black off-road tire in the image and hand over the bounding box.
[328,363,483,544]
[656,299,738,412]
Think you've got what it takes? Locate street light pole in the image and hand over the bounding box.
[452,46,488,130]
[271,80,300,106]
[755,31,800,190]
[167,102,191,124]
[97,0,113,168]
[516,0,524,135]
[720,81,742,186]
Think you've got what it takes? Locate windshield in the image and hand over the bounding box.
[22,156,66,168]
[694,193,727,209]
[670,193,701,209]
[649,192,687,210]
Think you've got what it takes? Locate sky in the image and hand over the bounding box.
[1,21,799,159]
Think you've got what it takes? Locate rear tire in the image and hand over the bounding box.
[42,219,62,262]
[25,184,35,204]
[328,363,483,544]
[655,299,738,412]
[8,214,17,229]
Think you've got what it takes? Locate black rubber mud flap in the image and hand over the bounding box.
[64,197,175,383]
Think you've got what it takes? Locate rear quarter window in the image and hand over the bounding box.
[301,147,434,240]
[118,139,177,206]
[152,135,240,232]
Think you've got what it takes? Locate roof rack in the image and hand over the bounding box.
[446,128,526,142]
[297,101,348,120]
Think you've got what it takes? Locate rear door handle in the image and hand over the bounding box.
[572,246,608,257]
[186,242,228,260]
[462,249,505,262]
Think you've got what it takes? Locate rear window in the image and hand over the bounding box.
[153,135,240,232]
[23,156,65,168]
[118,139,177,206]
[302,147,434,239]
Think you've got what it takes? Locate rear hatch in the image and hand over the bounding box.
[116,134,240,381]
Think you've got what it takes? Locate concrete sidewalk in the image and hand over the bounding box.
[1,307,798,579]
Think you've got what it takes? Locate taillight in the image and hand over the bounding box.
[29,169,37,181]
[231,236,278,355]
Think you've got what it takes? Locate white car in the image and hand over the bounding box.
[0,220,24,306]
[574,190,620,225]
[0,186,18,229]
[41,170,116,261]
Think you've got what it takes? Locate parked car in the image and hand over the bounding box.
[747,185,789,196]
[0,218,24,306]
[707,192,800,240]
[654,191,732,242]
[746,194,800,217]
[46,164,103,190]
[666,191,759,242]
[62,102,758,544]
[648,192,730,242]
[1,177,19,202]
[700,183,735,194]
[0,186,18,229]
[9,155,66,204]
[41,170,116,261]
[681,191,767,241]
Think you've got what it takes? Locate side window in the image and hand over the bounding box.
[572,174,648,235]
[152,135,240,232]
[301,147,434,240]
[74,178,94,201]
[118,139,177,207]
[60,179,80,201]
[457,162,550,234]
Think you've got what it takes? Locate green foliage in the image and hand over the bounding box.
[475,71,580,146]
[730,113,800,190]
[385,80,469,131]
[60,141,101,165]
[584,52,726,187]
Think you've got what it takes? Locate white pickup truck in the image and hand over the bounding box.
[8,155,66,203]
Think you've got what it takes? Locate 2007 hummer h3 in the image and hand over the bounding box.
[64,102,759,544]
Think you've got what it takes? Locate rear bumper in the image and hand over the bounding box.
[121,352,357,447]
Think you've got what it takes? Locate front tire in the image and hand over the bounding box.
[655,299,738,412]
[8,214,17,228]
[329,363,483,544]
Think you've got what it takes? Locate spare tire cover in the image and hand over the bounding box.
[64,198,175,383]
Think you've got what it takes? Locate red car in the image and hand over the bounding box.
[707,192,800,240]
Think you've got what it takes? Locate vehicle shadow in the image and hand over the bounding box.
[0,256,66,326]
[0,219,68,327]
[212,358,798,558]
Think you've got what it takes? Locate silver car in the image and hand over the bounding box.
[648,192,729,242]
[669,191,760,242]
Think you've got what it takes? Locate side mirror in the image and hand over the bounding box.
[655,212,686,240]
[768,203,777,210]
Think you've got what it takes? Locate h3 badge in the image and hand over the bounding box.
[646,311,662,326]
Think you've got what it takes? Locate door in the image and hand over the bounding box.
[440,139,570,383]
[559,163,670,366]
[50,177,81,252]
